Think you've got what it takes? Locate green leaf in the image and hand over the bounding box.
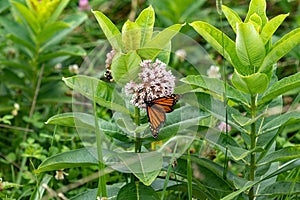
[231,71,269,94]
[231,113,264,126]
[11,0,40,33]
[137,23,184,59]
[47,0,70,23]
[37,21,69,45]
[122,20,141,51]
[191,93,244,132]
[92,10,123,52]
[259,72,300,105]
[260,28,300,73]
[36,147,98,173]
[221,5,242,33]
[6,34,35,57]
[236,22,265,68]
[151,106,210,140]
[70,189,97,200]
[174,157,235,199]
[180,75,249,106]
[63,75,129,114]
[117,152,162,186]
[117,182,159,200]
[190,21,249,75]
[221,159,300,200]
[259,181,300,197]
[261,111,300,134]
[46,112,130,142]
[258,146,300,166]
[245,0,268,26]
[228,145,263,161]
[29,174,52,200]
[70,183,125,200]
[260,14,289,44]
[39,45,86,61]
[40,13,87,51]
[136,5,155,47]
[111,51,141,85]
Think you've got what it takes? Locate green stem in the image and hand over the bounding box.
[134,107,141,153]
[93,86,107,198]
[249,95,257,200]
[187,148,192,200]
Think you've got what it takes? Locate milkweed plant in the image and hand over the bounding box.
[37,0,300,199]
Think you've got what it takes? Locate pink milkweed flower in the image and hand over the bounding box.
[124,59,175,109]
[79,0,91,11]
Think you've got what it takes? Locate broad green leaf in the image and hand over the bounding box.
[70,189,97,200]
[63,75,129,114]
[47,0,70,23]
[6,34,35,57]
[236,22,265,68]
[37,21,69,45]
[191,93,244,133]
[258,146,300,166]
[261,111,300,134]
[122,20,141,51]
[92,10,122,52]
[260,28,300,73]
[136,5,155,46]
[221,5,242,33]
[117,152,162,186]
[71,183,124,200]
[150,106,210,140]
[228,145,263,161]
[231,113,264,126]
[259,72,300,105]
[117,182,159,200]
[46,112,130,142]
[0,17,34,49]
[190,21,250,75]
[0,0,10,13]
[245,0,268,26]
[11,0,40,33]
[248,13,262,32]
[180,75,249,106]
[231,71,269,94]
[137,23,183,59]
[221,159,300,200]
[39,45,86,61]
[175,157,235,199]
[29,174,52,200]
[259,181,300,196]
[111,51,141,85]
[41,13,87,51]
[260,14,289,44]
[36,147,98,173]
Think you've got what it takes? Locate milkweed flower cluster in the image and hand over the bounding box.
[104,49,116,82]
[125,59,175,108]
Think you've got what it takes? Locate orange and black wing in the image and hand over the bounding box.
[146,94,180,138]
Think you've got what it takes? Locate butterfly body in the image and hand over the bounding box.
[145,94,180,138]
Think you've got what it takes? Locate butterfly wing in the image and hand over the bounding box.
[146,94,180,138]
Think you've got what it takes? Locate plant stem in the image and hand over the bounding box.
[134,107,141,153]
[93,86,107,198]
[249,94,257,200]
[187,148,192,200]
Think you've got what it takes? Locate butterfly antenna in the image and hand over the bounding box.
[216,0,229,180]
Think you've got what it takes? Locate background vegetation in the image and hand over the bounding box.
[0,0,300,199]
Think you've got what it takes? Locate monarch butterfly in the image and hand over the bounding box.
[145,94,180,138]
